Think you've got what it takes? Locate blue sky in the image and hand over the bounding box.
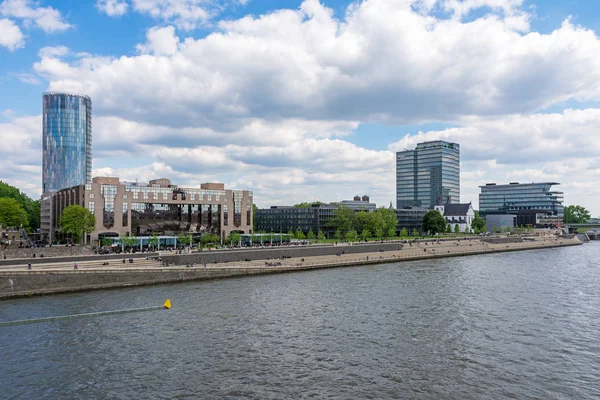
[1,0,600,215]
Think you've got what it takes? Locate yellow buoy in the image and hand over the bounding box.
[163,299,172,309]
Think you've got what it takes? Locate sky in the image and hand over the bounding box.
[1,0,600,215]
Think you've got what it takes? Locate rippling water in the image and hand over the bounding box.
[2,243,600,399]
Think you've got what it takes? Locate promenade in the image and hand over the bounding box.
[0,236,582,299]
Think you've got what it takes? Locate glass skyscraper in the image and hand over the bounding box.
[479,182,564,217]
[396,140,460,209]
[42,92,92,193]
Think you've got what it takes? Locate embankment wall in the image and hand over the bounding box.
[0,239,582,300]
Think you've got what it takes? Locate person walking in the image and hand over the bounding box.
[74,263,78,270]
[27,262,32,270]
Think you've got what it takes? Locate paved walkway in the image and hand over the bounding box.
[0,237,580,273]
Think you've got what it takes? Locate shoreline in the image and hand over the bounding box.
[0,237,583,300]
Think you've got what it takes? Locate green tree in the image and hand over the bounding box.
[400,227,408,237]
[376,207,398,238]
[454,224,461,233]
[0,198,28,228]
[446,223,452,233]
[295,229,306,240]
[0,181,40,230]
[177,232,193,247]
[120,235,138,249]
[563,205,591,224]
[345,229,359,242]
[472,211,486,231]
[148,234,159,250]
[386,226,396,239]
[306,230,315,240]
[374,227,384,239]
[334,229,343,241]
[352,211,372,233]
[327,206,354,234]
[227,232,241,246]
[411,228,420,237]
[422,210,446,235]
[361,228,371,240]
[201,233,220,245]
[101,237,113,247]
[317,230,326,241]
[252,204,258,232]
[59,205,95,243]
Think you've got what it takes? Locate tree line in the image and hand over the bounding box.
[0,181,41,230]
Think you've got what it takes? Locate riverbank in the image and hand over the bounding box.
[0,236,582,299]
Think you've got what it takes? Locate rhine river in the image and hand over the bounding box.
[1,242,600,399]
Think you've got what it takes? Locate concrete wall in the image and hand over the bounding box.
[163,242,403,265]
[0,252,159,267]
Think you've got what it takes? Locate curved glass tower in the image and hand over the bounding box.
[42,92,92,193]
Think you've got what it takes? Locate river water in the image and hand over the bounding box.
[2,243,600,399]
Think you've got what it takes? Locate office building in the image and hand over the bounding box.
[395,207,427,234]
[396,141,460,209]
[479,182,564,227]
[255,204,338,237]
[255,195,377,237]
[41,92,92,242]
[49,177,253,243]
[42,92,92,193]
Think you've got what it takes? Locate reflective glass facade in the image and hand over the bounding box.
[42,92,92,193]
[479,182,564,217]
[48,177,253,243]
[396,141,460,209]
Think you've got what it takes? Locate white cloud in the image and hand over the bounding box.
[38,45,69,58]
[96,0,128,17]
[0,0,71,33]
[17,72,41,84]
[133,0,211,30]
[0,114,42,199]
[136,25,179,55]
[0,18,24,50]
[32,0,600,130]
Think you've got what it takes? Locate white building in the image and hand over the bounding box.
[433,203,475,233]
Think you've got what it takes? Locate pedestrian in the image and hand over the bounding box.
[28,262,32,270]
[203,262,206,268]
[74,263,78,270]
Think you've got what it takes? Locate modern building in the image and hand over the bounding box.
[49,177,253,244]
[256,195,377,237]
[335,195,377,212]
[42,92,92,193]
[433,203,475,233]
[395,207,427,234]
[396,140,460,209]
[255,204,338,237]
[479,182,564,227]
[41,92,92,242]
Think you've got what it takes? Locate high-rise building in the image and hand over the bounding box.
[42,92,92,193]
[41,92,92,242]
[396,141,460,209]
